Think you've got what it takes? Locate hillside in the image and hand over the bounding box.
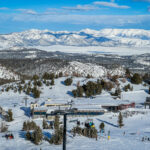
[0,76,150,150]
[0,65,19,80]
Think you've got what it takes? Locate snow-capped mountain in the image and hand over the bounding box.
[0,29,150,49]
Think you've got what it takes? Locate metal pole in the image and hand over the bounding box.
[63,114,67,150]
[24,96,28,107]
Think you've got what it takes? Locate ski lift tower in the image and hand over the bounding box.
[24,96,28,107]
[52,108,104,150]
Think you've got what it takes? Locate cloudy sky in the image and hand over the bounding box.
[0,0,150,33]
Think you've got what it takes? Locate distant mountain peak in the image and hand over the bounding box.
[0,28,150,50]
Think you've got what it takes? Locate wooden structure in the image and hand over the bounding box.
[102,102,135,112]
[32,108,105,119]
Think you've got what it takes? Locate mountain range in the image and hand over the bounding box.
[0,29,150,50]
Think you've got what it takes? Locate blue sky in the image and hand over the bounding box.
[0,0,150,33]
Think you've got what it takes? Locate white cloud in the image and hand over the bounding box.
[15,9,37,15]
[11,13,148,27]
[0,7,9,10]
[94,1,130,9]
[63,4,99,11]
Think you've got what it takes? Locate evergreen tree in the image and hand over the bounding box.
[42,72,50,80]
[59,72,63,77]
[43,119,48,129]
[32,75,39,80]
[50,79,55,85]
[72,89,78,98]
[26,131,31,140]
[77,86,84,97]
[32,87,41,98]
[26,87,31,95]
[22,121,27,131]
[49,73,55,80]
[64,78,73,86]
[0,122,8,132]
[21,79,25,84]
[31,126,43,145]
[7,109,13,122]
[86,74,92,78]
[118,112,124,128]
[54,115,60,133]
[125,68,131,78]
[131,73,142,84]
[49,115,63,145]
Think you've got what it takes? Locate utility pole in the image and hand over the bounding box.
[63,113,67,150]
[24,96,28,107]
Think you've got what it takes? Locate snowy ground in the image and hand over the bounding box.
[0,77,150,150]
[28,45,150,56]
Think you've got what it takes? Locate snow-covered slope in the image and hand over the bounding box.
[56,61,124,78]
[1,29,150,50]
[0,65,19,80]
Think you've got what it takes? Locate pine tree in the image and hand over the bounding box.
[72,89,78,98]
[59,72,63,77]
[77,86,84,97]
[50,79,55,85]
[54,115,60,133]
[86,74,91,78]
[125,68,131,78]
[32,75,39,80]
[7,109,13,122]
[26,131,31,140]
[0,122,8,132]
[43,119,48,129]
[49,115,63,145]
[131,73,142,84]
[22,121,27,131]
[31,126,43,145]
[64,78,73,86]
[118,112,124,128]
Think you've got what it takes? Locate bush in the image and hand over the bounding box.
[64,78,73,86]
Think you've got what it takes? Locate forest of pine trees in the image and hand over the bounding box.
[72,80,114,98]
